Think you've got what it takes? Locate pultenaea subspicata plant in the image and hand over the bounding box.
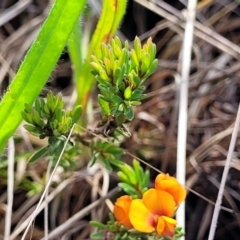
[20,36,185,239]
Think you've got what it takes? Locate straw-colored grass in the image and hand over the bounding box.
[1,0,240,239]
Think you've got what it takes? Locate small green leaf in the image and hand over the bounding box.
[113,67,123,85]
[90,232,105,240]
[140,53,150,74]
[132,160,142,182]
[32,110,44,127]
[21,111,33,124]
[24,125,43,136]
[142,59,158,80]
[118,48,129,68]
[112,95,123,104]
[90,221,107,229]
[117,171,130,183]
[124,86,132,100]
[98,95,111,115]
[118,183,138,195]
[34,98,42,113]
[134,37,142,60]
[88,155,97,168]
[124,107,134,121]
[119,164,137,185]
[130,49,139,68]
[108,146,123,156]
[108,157,124,167]
[72,105,82,123]
[29,146,49,163]
[130,101,141,106]
[24,103,33,114]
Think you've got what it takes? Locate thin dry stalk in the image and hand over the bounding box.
[44,160,52,240]
[208,102,240,240]
[176,0,197,237]
[10,178,74,240]
[42,187,118,240]
[0,0,32,27]
[20,125,76,240]
[4,138,15,240]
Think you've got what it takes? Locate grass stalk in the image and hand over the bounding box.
[208,102,240,240]
[20,125,76,240]
[4,138,15,240]
[44,160,52,239]
[176,0,197,237]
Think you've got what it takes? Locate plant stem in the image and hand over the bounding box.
[208,102,240,240]
[176,0,197,238]
[4,138,15,240]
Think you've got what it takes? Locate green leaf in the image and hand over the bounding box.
[21,111,33,124]
[134,37,142,60]
[88,154,97,168]
[140,53,150,74]
[90,221,107,229]
[108,157,124,167]
[29,146,49,163]
[124,107,134,121]
[142,59,158,80]
[112,95,123,104]
[142,170,150,189]
[132,160,142,182]
[90,232,105,240]
[24,103,33,114]
[119,164,137,185]
[0,0,86,153]
[98,95,111,115]
[24,125,43,136]
[99,154,113,171]
[108,146,123,156]
[124,86,132,100]
[68,21,83,85]
[117,171,130,183]
[72,105,82,123]
[118,183,138,195]
[35,98,43,114]
[113,67,123,85]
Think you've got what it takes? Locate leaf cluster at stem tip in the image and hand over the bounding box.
[90,36,158,126]
[117,159,150,198]
[21,91,82,162]
[89,140,124,171]
[21,91,82,139]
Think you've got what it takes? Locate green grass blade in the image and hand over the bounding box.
[75,0,128,111]
[0,0,86,153]
[68,21,83,83]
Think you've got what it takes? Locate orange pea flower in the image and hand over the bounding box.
[113,195,133,228]
[129,189,177,237]
[155,173,186,205]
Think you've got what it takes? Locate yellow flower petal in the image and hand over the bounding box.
[143,188,176,217]
[155,173,186,205]
[129,199,156,233]
[160,216,177,237]
[156,216,165,235]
